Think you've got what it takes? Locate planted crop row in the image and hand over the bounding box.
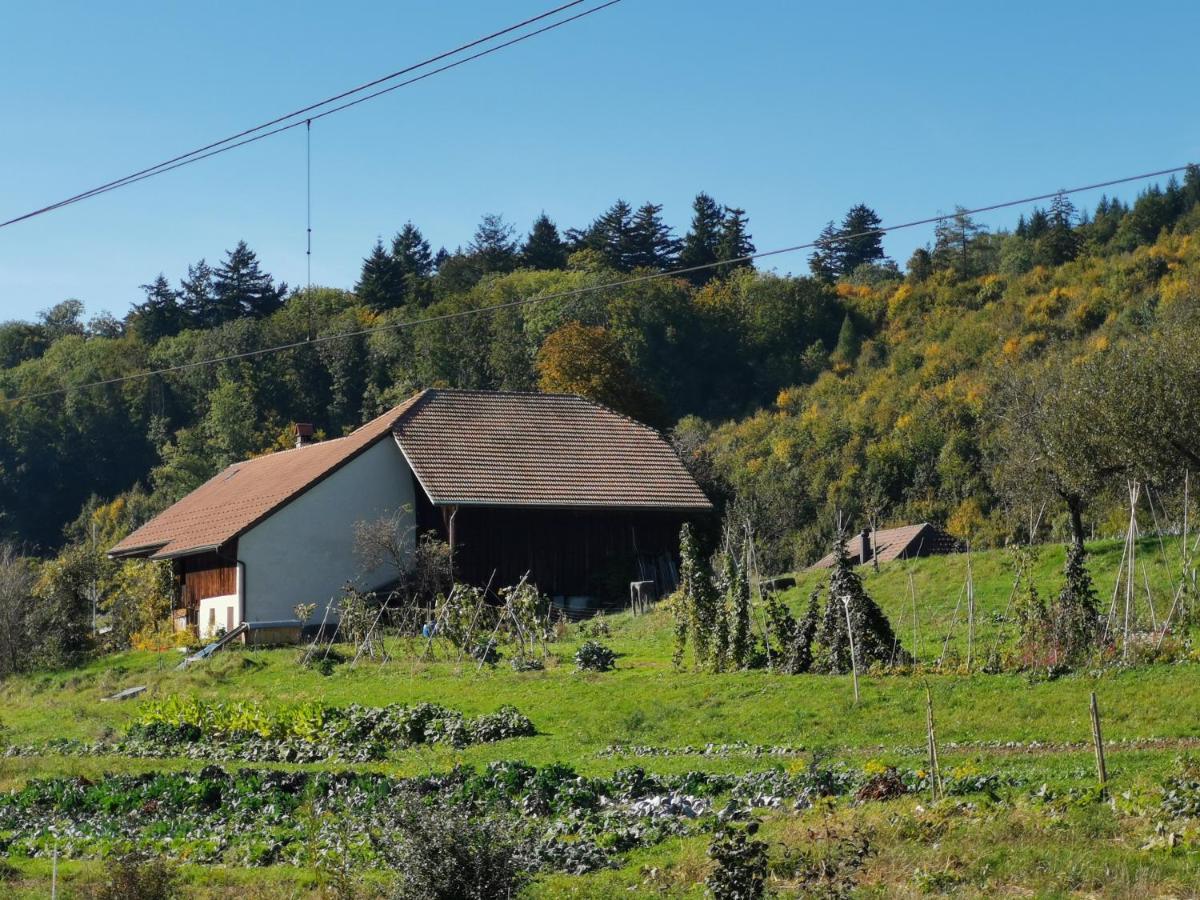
[0,757,1053,873]
[5,700,535,763]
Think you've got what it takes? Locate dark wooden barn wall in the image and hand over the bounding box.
[174,546,237,626]
[421,503,689,599]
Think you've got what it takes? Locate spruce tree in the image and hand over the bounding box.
[626,202,678,270]
[716,207,755,276]
[520,213,568,270]
[392,222,434,305]
[131,274,186,342]
[808,221,841,281]
[179,259,216,328]
[211,241,285,322]
[816,533,900,673]
[586,200,635,270]
[468,214,519,275]
[678,192,726,285]
[837,204,886,273]
[1042,191,1080,266]
[355,239,402,312]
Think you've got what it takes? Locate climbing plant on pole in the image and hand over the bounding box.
[816,531,902,673]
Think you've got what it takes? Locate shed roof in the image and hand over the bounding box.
[111,389,710,561]
[810,522,960,569]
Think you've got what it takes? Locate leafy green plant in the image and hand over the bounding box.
[707,819,769,900]
[575,640,616,672]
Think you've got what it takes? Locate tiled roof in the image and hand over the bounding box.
[111,389,710,560]
[393,389,713,510]
[109,394,424,560]
[810,523,960,569]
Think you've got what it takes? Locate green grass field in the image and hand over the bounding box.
[2,537,1198,897]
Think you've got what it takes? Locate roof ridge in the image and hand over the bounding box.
[415,387,663,439]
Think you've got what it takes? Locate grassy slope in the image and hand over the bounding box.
[1,537,1198,896]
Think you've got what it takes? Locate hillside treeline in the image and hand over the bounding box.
[2,174,1199,573]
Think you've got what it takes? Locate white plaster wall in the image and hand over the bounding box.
[199,594,238,639]
[237,438,416,623]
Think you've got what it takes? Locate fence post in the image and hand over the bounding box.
[1089,691,1108,794]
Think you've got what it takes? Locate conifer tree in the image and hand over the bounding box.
[468,214,519,275]
[392,222,434,306]
[716,207,755,276]
[678,192,726,285]
[131,274,186,342]
[816,532,900,673]
[1041,191,1080,265]
[211,241,285,322]
[520,213,568,270]
[178,259,216,328]
[808,221,841,281]
[830,313,860,367]
[355,239,402,312]
[626,202,678,270]
[836,204,886,273]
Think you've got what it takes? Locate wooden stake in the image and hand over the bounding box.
[925,685,942,801]
[966,545,975,672]
[1089,691,1108,794]
[909,571,919,666]
[842,596,860,704]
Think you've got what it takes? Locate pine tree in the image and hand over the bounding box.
[392,222,434,305]
[520,213,568,270]
[468,214,519,275]
[211,241,285,322]
[816,533,900,673]
[178,259,216,328]
[131,274,186,342]
[808,221,841,281]
[355,239,402,312]
[932,208,987,279]
[626,202,678,270]
[837,204,886,273]
[678,192,726,285]
[716,206,755,276]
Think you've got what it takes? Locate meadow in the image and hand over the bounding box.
[1,538,1198,897]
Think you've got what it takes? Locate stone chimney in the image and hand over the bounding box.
[859,527,872,565]
[294,422,315,448]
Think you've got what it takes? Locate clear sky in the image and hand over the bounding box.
[2,0,1198,322]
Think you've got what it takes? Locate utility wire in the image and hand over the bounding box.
[1,160,1191,407]
[0,0,613,229]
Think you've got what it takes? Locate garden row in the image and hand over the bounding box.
[4,698,535,763]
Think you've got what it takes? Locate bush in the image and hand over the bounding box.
[707,820,768,900]
[92,855,180,900]
[575,640,616,672]
[386,798,531,900]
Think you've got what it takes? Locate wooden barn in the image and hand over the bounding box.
[110,389,712,636]
[810,523,961,569]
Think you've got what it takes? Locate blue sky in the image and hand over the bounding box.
[2,0,1198,322]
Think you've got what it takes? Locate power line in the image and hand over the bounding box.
[0,0,616,229]
[1,160,1191,407]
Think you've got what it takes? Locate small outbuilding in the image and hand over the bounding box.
[110,389,712,637]
[810,523,961,569]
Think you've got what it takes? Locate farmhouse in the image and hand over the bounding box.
[810,522,961,569]
[109,389,712,637]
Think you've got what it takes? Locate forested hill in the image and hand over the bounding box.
[2,174,1200,568]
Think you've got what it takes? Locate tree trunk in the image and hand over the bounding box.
[1066,494,1086,550]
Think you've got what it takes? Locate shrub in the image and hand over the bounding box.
[575,640,616,672]
[386,798,531,900]
[92,854,180,900]
[707,820,769,900]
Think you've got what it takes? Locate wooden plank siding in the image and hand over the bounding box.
[419,499,691,600]
[173,545,237,628]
